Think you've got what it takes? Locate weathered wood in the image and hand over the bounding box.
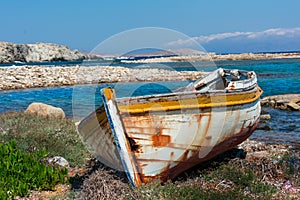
[77,68,263,187]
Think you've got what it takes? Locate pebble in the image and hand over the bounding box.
[260,114,271,120]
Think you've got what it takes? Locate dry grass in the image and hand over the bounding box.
[0,112,90,167]
[77,166,138,200]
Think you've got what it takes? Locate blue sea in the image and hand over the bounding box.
[0,58,299,147]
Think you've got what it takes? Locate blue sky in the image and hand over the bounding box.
[1,0,300,53]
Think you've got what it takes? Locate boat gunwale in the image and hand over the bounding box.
[116,86,263,114]
[116,68,258,102]
[116,86,259,102]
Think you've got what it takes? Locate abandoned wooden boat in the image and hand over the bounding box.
[77,68,263,187]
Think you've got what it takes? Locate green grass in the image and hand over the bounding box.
[0,140,68,199]
[0,112,90,167]
[279,151,300,186]
[136,180,252,200]
[136,168,276,200]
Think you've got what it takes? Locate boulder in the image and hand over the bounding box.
[25,102,66,118]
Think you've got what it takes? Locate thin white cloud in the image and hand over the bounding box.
[194,32,252,43]
[247,27,300,39]
[166,27,300,47]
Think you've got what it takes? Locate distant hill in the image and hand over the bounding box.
[0,42,86,64]
[80,48,207,60]
[124,48,206,57]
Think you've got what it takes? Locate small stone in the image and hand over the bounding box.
[43,156,69,167]
[260,114,271,120]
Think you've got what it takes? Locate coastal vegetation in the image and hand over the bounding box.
[0,112,90,167]
[0,112,299,199]
[0,140,68,199]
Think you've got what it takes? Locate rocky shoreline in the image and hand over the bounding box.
[261,94,300,111]
[0,65,205,90]
[120,52,300,63]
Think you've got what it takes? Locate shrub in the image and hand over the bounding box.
[0,140,68,199]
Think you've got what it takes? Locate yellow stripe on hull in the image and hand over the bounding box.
[117,87,262,114]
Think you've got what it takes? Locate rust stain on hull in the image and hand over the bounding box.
[151,118,260,182]
[152,134,171,147]
[121,98,261,183]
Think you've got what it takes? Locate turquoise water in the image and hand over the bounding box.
[0,58,299,117]
[0,58,299,147]
[1,81,189,118]
[166,59,300,97]
[116,58,300,97]
[252,107,300,149]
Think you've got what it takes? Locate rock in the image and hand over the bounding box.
[291,98,300,104]
[257,124,272,131]
[25,42,86,62]
[287,102,300,111]
[0,41,86,63]
[74,121,80,129]
[260,114,271,120]
[261,94,300,110]
[25,102,66,118]
[42,156,69,167]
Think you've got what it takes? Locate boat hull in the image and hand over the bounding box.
[119,94,261,184]
[78,86,262,187]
